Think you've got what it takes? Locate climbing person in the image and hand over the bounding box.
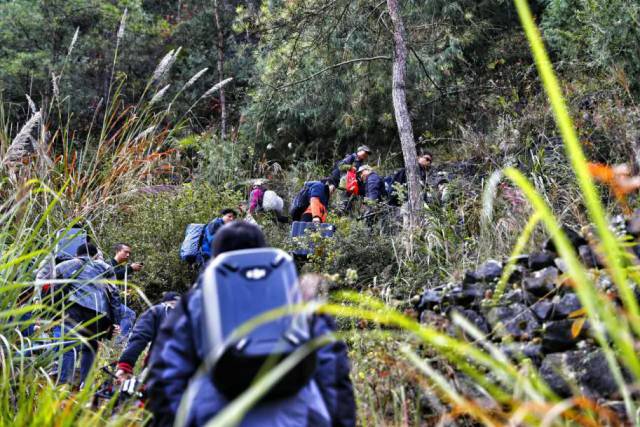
[357,165,385,203]
[54,242,122,386]
[110,243,144,281]
[109,243,142,341]
[357,165,387,224]
[199,208,237,265]
[146,222,351,426]
[330,145,372,214]
[385,151,434,206]
[248,179,266,215]
[301,180,335,224]
[115,291,181,383]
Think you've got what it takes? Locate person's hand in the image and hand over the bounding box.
[115,369,132,384]
[131,263,143,272]
[312,217,321,224]
[112,324,121,336]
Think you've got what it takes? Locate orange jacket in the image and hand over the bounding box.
[304,197,328,222]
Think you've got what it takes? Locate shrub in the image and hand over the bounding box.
[99,182,243,304]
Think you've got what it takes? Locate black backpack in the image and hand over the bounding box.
[201,248,316,400]
[289,181,319,221]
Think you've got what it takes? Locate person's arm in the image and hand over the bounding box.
[117,306,157,373]
[313,315,356,427]
[331,154,355,186]
[146,295,200,426]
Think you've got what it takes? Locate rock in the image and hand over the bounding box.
[579,350,621,399]
[554,257,569,273]
[509,254,530,267]
[552,293,582,319]
[528,251,556,271]
[544,227,587,254]
[540,350,622,399]
[448,307,491,335]
[420,310,449,330]
[626,209,640,236]
[486,303,540,340]
[452,283,486,307]
[539,352,578,397]
[578,244,604,269]
[501,343,543,366]
[542,319,588,353]
[522,267,558,296]
[463,260,502,284]
[500,289,536,306]
[531,300,554,321]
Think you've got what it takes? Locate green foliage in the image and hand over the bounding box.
[0,0,168,125]
[542,0,640,88]
[100,183,243,302]
[198,135,252,188]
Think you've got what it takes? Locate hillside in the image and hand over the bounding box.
[2,0,640,425]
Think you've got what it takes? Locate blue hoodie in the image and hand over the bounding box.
[146,285,356,427]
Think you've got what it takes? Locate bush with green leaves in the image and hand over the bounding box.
[542,0,640,88]
[99,183,243,303]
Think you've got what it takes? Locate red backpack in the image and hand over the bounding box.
[345,168,359,195]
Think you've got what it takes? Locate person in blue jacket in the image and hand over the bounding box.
[53,242,122,385]
[114,291,181,382]
[199,208,237,265]
[357,165,385,202]
[145,222,356,427]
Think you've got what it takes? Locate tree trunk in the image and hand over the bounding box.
[387,0,421,228]
[213,0,227,140]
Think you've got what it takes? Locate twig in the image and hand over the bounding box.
[277,56,392,89]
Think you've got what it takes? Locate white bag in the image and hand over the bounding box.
[262,190,284,213]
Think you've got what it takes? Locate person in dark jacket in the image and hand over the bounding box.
[115,292,181,382]
[392,151,432,187]
[54,242,122,385]
[199,208,237,264]
[110,243,144,281]
[301,180,334,223]
[331,146,372,214]
[357,165,385,202]
[145,222,355,427]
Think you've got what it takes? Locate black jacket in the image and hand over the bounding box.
[110,258,135,281]
[118,301,176,368]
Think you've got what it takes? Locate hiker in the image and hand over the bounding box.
[115,292,181,383]
[54,242,122,385]
[301,180,335,224]
[110,243,143,281]
[330,146,372,213]
[357,165,385,203]
[146,222,353,426]
[248,180,266,214]
[109,243,141,340]
[385,151,434,206]
[393,151,432,187]
[199,208,237,264]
